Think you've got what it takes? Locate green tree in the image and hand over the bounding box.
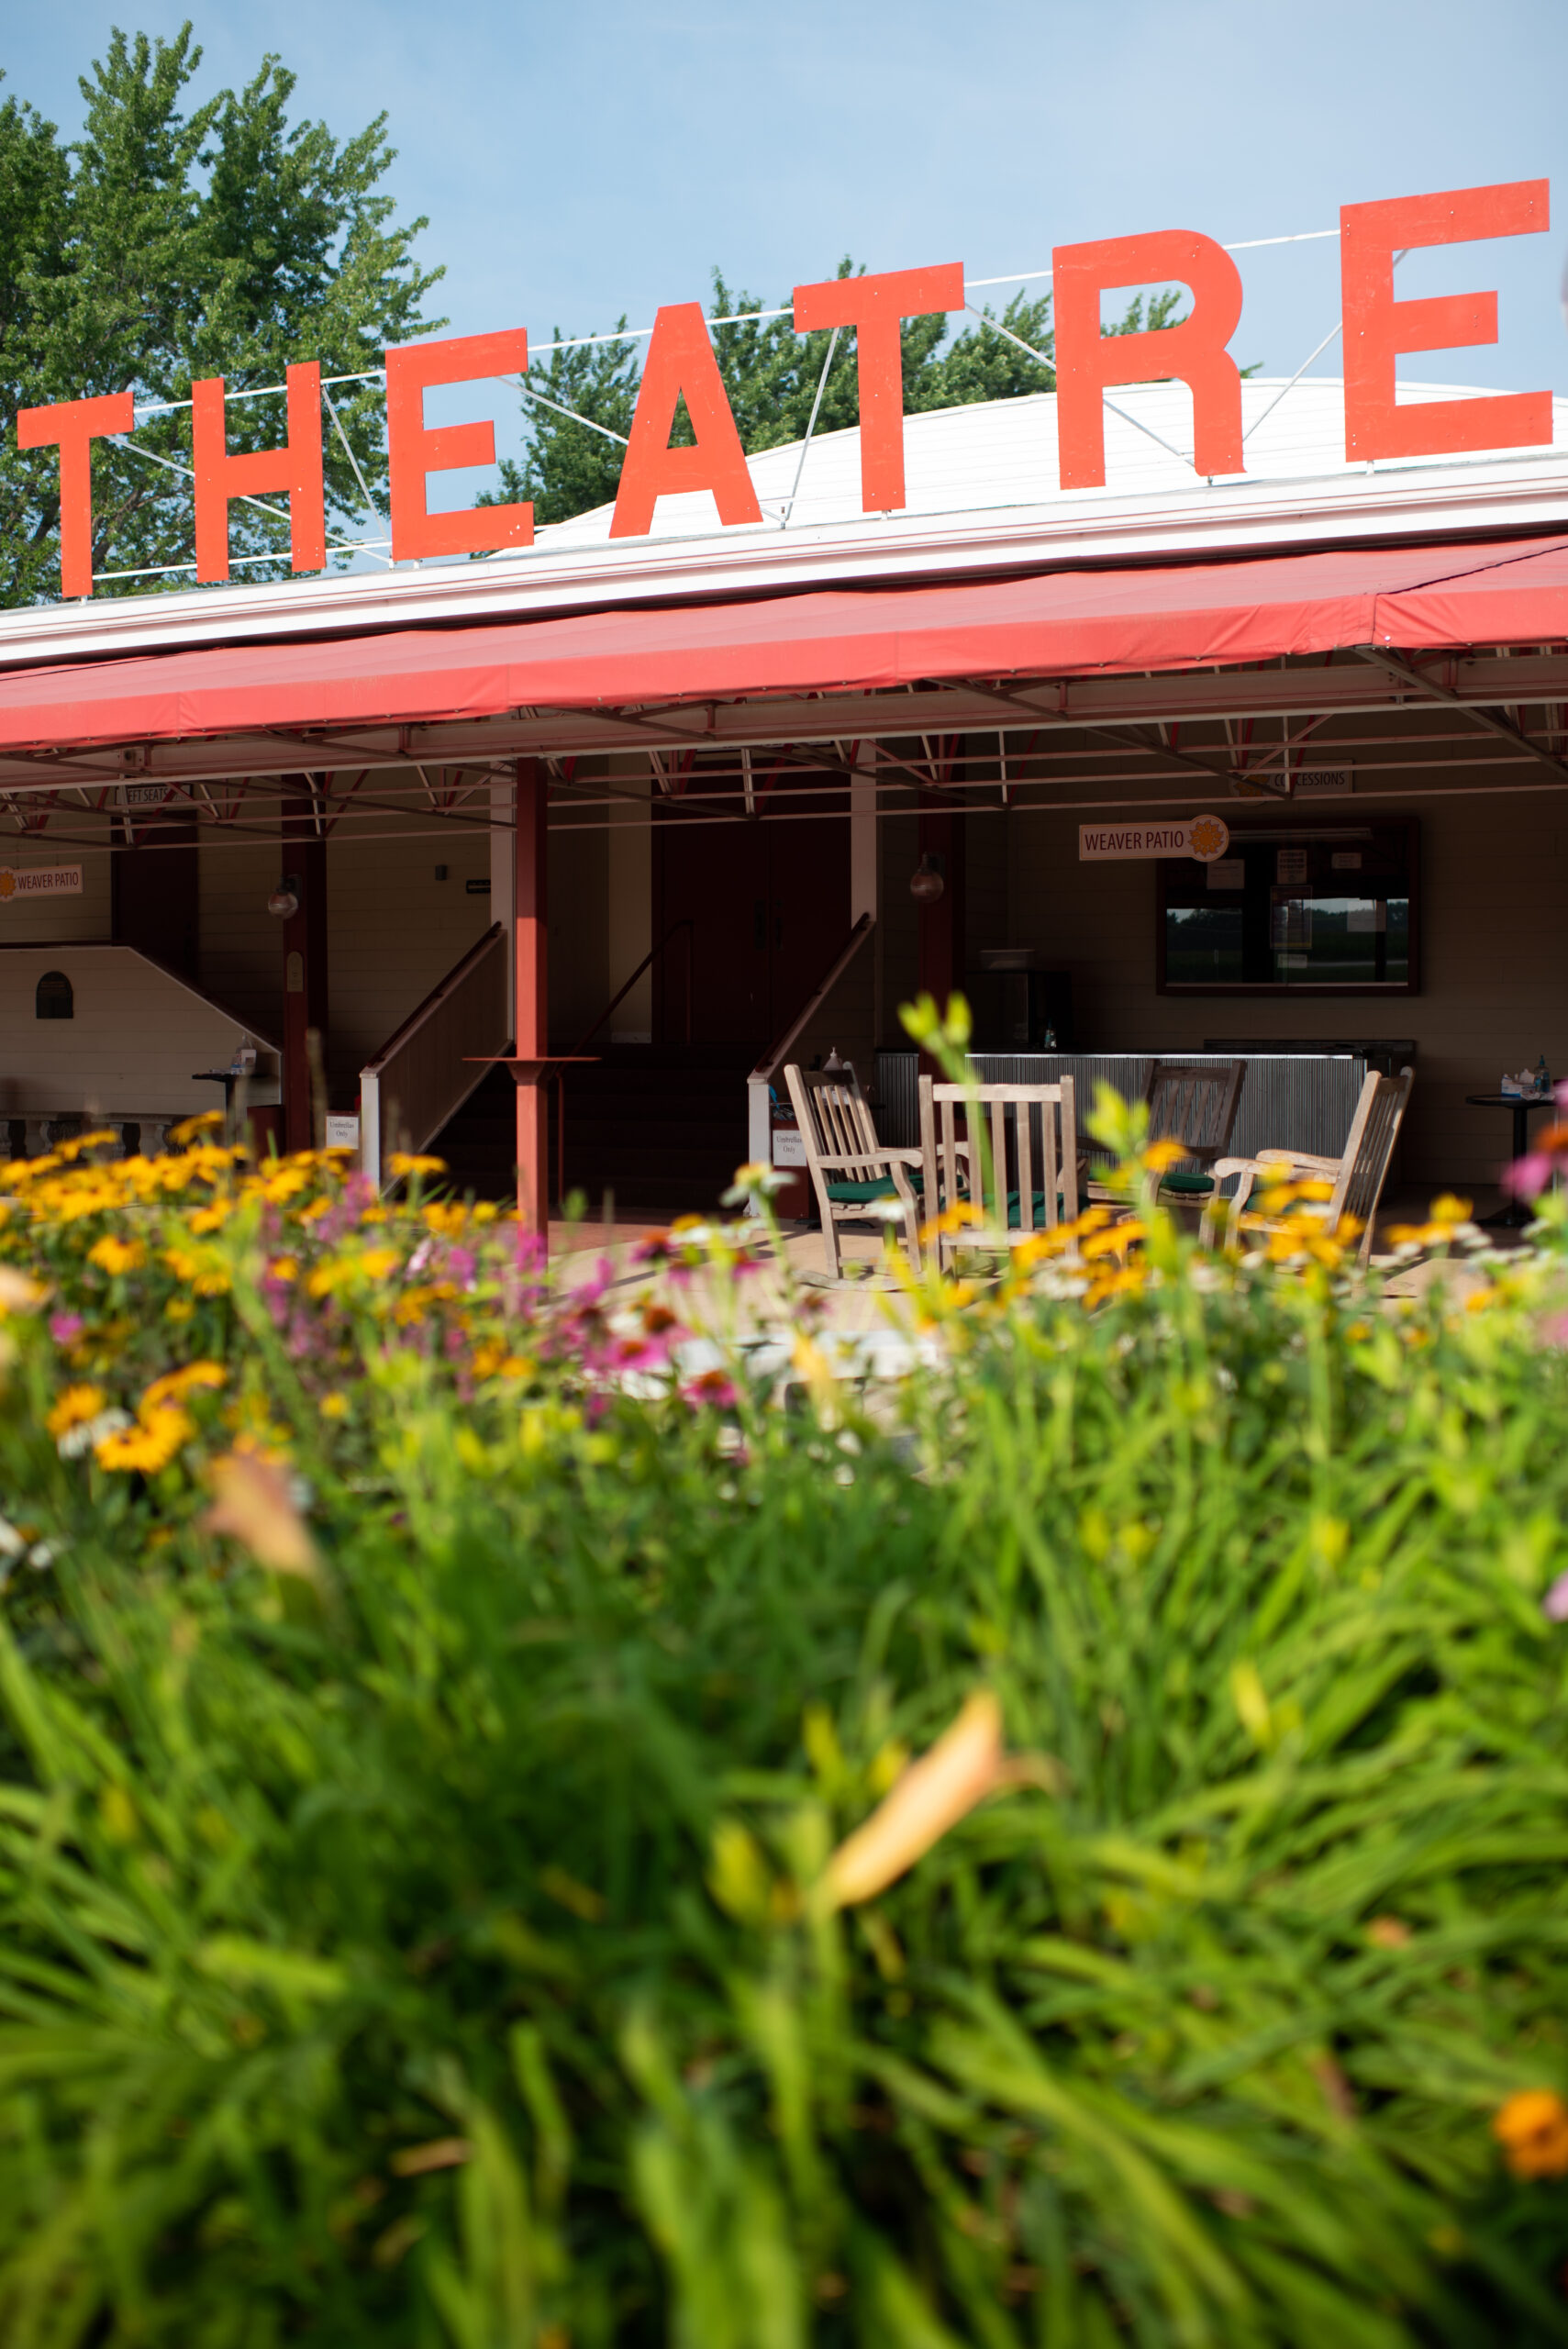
[499,270,1190,527]
[0,24,443,605]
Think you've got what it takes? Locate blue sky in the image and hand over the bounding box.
[6,0,1566,471]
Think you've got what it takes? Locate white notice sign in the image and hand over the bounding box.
[0,865,83,902]
[1079,814,1229,863]
[773,1129,806,1167]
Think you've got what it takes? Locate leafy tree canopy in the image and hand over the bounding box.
[0,23,443,605]
[501,267,1184,529]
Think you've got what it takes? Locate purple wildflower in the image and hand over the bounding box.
[1503,1152,1552,1200]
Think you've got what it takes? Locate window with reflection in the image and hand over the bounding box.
[1158,820,1418,995]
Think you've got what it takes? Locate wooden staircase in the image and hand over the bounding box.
[428,1044,753,1214]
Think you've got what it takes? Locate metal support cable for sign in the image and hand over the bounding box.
[94,540,392,584]
[75,221,1357,577]
[964,229,1340,290]
[506,377,629,445]
[320,381,393,566]
[962,302,1195,470]
[117,223,1346,415]
[92,432,392,582]
[781,325,840,525]
[112,434,295,528]
[1243,253,1408,445]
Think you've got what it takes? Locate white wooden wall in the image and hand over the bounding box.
[0,946,277,1118]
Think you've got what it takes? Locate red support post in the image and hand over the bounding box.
[281,778,328,1153]
[513,759,549,1236]
[917,806,965,1015]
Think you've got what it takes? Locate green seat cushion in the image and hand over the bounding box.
[1006,1189,1071,1229]
[1088,1163,1214,1197]
[823,1164,924,1208]
[825,1177,901,1205]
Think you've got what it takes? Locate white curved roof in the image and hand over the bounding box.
[539,375,1568,547]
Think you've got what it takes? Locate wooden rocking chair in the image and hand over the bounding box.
[1087,1058,1245,1211]
[918,1074,1081,1274]
[784,1062,923,1277]
[1202,1064,1414,1269]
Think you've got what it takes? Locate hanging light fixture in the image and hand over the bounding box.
[909,851,945,904]
[267,874,301,920]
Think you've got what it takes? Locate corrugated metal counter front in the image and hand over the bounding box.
[873,1052,1408,1165]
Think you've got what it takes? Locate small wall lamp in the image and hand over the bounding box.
[267,874,301,920]
[909,851,946,904]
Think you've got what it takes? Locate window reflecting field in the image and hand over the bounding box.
[1159,821,1417,993]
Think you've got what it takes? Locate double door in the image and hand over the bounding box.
[654,802,849,1048]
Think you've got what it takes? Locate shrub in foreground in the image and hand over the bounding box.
[0,1125,1566,2343]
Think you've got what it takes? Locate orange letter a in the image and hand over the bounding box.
[610,304,762,539]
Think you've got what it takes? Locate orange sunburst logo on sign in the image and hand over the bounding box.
[0,871,16,901]
[1188,815,1229,863]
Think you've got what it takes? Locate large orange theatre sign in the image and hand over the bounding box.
[14,176,1553,601]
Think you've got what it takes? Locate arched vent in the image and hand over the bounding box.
[35,970,73,1021]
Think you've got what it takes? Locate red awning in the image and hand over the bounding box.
[2,531,1566,754]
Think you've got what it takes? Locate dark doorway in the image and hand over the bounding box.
[653,772,849,1047]
[35,969,72,1020]
[111,809,199,978]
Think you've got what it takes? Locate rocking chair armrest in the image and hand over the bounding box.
[1255,1147,1340,1177]
[810,1150,913,1173]
[1207,1157,1267,1214]
[1199,1156,1265,1245]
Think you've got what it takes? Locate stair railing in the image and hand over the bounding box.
[745,912,876,1171]
[553,919,693,1204]
[360,922,507,1188]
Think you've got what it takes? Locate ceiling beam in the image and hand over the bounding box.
[1353,647,1568,785]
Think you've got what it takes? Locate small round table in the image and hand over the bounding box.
[1465,1092,1555,1227]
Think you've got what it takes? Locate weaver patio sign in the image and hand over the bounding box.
[0,865,83,899]
[1081,816,1230,863]
[11,176,1553,599]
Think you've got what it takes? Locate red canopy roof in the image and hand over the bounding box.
[2,531,1565,754]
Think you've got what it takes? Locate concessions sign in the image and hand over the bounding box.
[12,176,1552,599]
[1081,816,1229,863]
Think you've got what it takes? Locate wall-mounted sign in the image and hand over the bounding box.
[1080,814,1229,863]
[1294,769,1354,799]
[0,865,83,900]
[115,782,191,810]
[11,175,1552,599]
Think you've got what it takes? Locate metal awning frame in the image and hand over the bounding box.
[0,644,1563,800]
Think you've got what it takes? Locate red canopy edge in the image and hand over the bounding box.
[2,532,1566,755]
